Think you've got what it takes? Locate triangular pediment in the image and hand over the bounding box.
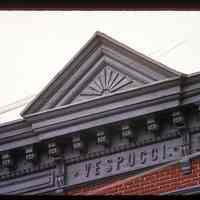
[21,31,183,116]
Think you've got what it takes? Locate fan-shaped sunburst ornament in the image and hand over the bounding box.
[80,66,134,97]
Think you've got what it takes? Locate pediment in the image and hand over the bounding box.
[21,31,182,117]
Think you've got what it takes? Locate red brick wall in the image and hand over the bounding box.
[66,178,117,195]
[66,159,200,195]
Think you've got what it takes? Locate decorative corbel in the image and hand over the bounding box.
[121,122,135,142]
[172,110,185,127]
[1,152,14,169]
[197,104,200,112]
[194,102,200,118]
[172,110,190,157]
[48,141,61,158]
[54,156,65,193]
[96,129,110,147]
[72,135,85,153]
[147,116,159,133]
[25,145,37,163]
[179,157,191,175]
[47,140,65,192]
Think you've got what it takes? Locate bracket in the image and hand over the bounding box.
[179,157,191,175]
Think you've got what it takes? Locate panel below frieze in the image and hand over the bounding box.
[66,138,182,186]
[0,170,55,194]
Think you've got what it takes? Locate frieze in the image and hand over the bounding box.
[66,137,182,186]
[65,129,180,165]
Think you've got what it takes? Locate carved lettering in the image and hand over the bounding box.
[73,171,79,178]
[140,151,147,164]
[116,156,124,170]
[152,147,158,161]
[56,176,64,187]
[85,162,92,177]
[95,161,101,176]
[67,138,182,187]
[106,159,113,173]
[128,152,136,167]
[163,144,166,160]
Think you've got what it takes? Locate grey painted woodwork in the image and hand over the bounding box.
[0,170,55,195]
[66,138,182,186]
[48,141,61,158]
[96,129,110,147]
[147,116,159,133]
[25,145,37,163]
[1,152,13,169]
[21,32,181,116]
[0,32,200,194]
[121,122,134,140]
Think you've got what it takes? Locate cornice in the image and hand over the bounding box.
[0,161,55,182]
[0,73,200,150]
[23,76,181,121]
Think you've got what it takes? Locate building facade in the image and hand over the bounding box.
[0,32,200,195]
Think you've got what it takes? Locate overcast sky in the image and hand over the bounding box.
[0,11,200,122]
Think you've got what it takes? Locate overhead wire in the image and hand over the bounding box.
[148,39,187,58]
[0,94,35,115]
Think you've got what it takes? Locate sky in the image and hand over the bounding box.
[0,11,200,122]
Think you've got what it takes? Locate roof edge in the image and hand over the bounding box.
[21,31,185,117]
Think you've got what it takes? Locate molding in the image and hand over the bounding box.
[179,157,191,175]
[0,32,200,194]
[0,161,55,182]
[0,169,55,194]
[23,74,181,121]
[0,66,199,166]
[0,119,33,145]
[23,78,180,139]
[21,33,102,116]
[182,73,200,105]
[161,184,200,195]
[34,94,180,141]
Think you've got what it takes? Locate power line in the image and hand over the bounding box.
[156,40,187,58]
[0,95,35,115]
[148,39,187,58]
